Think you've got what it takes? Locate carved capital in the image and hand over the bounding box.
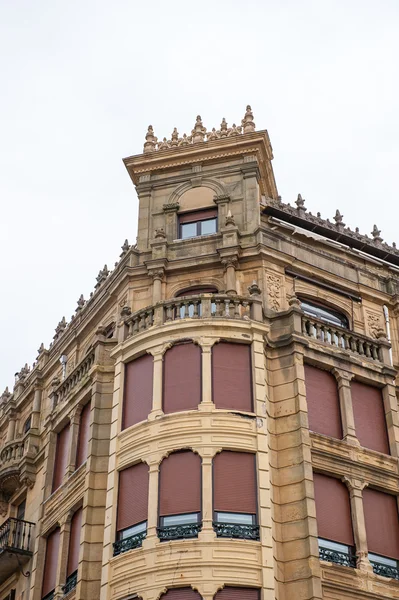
[342,476,368,493]
[213,194,231,205]
[221,256,238,271]
[331,368,354,386]
[148,268,165,282]
[163,202,180,213]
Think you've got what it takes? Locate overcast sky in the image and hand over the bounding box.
[1,0,398,389]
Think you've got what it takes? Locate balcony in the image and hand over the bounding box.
[0,434,38,497]
[124,293,262,338]
[0,517,34,584]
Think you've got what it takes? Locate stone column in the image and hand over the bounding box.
[148,348,164,419]
[222,257,238,295]
[65,410,80,479]
[382,381,399,458]
[332,369,358,445]
[31,387,43,430]
[213,194,230,225]
[344,477,372,572]
[54,514,72,599]
[163,202,180,242]
[6,410,16,442]
[144,461,159,543]
[198,453,215,541]
[199,340,215,410]
[150,269,164,305]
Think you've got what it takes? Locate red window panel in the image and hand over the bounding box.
[313,473,354,546]
[117,462,149,532]
[67,507,83,576]
[163,343,201,414]
[351,381,390,454]
[304,365,343,439]
[213,452,257,514]
[363,488,399,559]
[159,452,201,516]
[42,528,60,598]
[123,355,154,429]
[52,424,70,492]
[75,402,90,468]
[212,343,253,412]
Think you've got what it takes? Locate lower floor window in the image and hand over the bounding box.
[213,512,259,540]
[158,513,201,540]
[114,520,147,555]
[318,538,356,568]
[369,552,399,580]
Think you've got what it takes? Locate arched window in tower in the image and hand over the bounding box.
[158,451,202,541]
[213,451,259,540]
[163,342,201,414]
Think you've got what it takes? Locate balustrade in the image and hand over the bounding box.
[0,439,25,465]
[53,350,95,404]
[0,517,34,554]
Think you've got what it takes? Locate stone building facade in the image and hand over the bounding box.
[1,107,399,600]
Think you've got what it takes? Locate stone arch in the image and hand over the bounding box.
[167,178,227,208]
[168,278,224,299]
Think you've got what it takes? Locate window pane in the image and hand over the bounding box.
[200,218,217,235]
[215,512,254,525]
[181,223,197,239]
[120,520,147,539]
[162,513,198,526]
[318,538,349,553]
[301,301,348,328]
[368,552,397,567]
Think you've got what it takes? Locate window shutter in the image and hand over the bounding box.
[160,589,203,600]
[214,588,260,600]
[67,507,83,577]
[123,355,154,429]
[163,343,201,414]
[159,452,201,516]
[178,208,218,223]
[42,528,60,598]
[117,462,149,532]
[304,365,342,439]
[212,343,253,412]
[52,424,70,492]
[213,452,257,514]
[363,488,399,559]
[75,402,91,469]
[313,473,354,545]
[351,381,389,454]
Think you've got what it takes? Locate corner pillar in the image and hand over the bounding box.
[332,369,359,445]
[344,477,372,573]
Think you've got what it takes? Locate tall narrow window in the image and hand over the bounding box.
[313,473,355,567]
[63,507,82,594]
[214,588,260,600]
[158,451,201,541]
[75,402,90,469]
[123,354,154,429]
[163,342,201,414]
[52,424,70,492]
[114,462,149,555]
[212,343,253,412]
[304,365,343,439]
[160,589,203,600]
[42,528,60,600]
[363,488,399,578]
[213,451,259,540]
[351,381,390,454]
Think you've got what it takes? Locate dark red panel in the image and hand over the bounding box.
[160,589,202,600]
[313,473,354,546]
[123,355,154,429]
[75,402,90,468]
[163,343,201,414]
[304,365,343,439]
[363,488,399,559]
[213,452,257,514]
[351,381,390,454]
[117,462,149,531]
[52,424,70,492]
[215,588,260,600]
[212,343,253,412]
[159,451,201,516]
[179,209,218,223]
[67,507,83,576]
[42,528,60,597]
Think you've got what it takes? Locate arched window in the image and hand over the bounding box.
[300,299,349,329]
[176,286,218,318]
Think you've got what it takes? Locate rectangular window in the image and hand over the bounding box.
[163,342,201,414]
[114,462,149,555]
[75,402,90,469]
[178,209,218,240]
[52,424,70,492]
[42,528,60,599]
[363,488,399,562]
[212,343,253,412]
[304,365,342,439]
[351,381,390,454]
[122,355,154,429]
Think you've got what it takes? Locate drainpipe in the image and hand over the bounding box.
[383,305,393,365]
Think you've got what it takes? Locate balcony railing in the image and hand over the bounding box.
[0,517,34,554]
[62,570,78,595]
[53,350,95,405]
[125,294,260,338]
[370,559,399,580]
[113,531,147,556]
[302,315,383,362]
[319,545,356,568]
[157,522,202,541]
[213,522,260,540]
[0,439,26,465]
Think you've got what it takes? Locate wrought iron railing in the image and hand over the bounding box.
[42,592,55,600]
[125,293,260,337]
[157,522,202,541]
[113,531,147,556]
[213,522,260,540]
[302,315,382,362]
[319,546,356,568]
[62,570,78,594]
[0,517,34,554]
[370,560,399,580]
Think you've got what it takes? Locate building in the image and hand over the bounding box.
[1,107,399,600]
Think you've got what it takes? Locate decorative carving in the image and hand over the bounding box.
[287,293,301,308]
[225,210,235,227]
[0,501,8,517]
[266,274,282,311]
[120,306,132,318]
[0,387,12,404]
[295,193,306,213]
[149,268,165,282]
[15,364,30,381]
[248,281,261,296]
[120,239,130,257]
[37,342,45,356]
[221,256,238,271]
[334,209,345,229]
[95,264,109,289]
[371,224,383,243]
[142,107,257,152]
[75,294,85,312]
[154,228,166,240]
[366,312,384,338]
[53,317,66,340]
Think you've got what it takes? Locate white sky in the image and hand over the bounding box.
[1,0,398,389]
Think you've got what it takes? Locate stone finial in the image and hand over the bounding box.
[225,210,235,227]
[180,133,190,146]
[191,115,206,143]
[248,280,261,296]
[143,125,158,153]
[170,128,179,147]
[295,194,306,212]
[288,293,302,308]
[393,242,397,249]
[37,342,45,356]
[54,316,66,339]
[154,227,166,240]
[95,265,109,289]
[0,387,11,404]
[229,123,241,136]
[76,294,85,311]
[371,224,383,243]
[334,209,345,228]
[120,239,130,257]
[207,127,218,141]
[158,137,170,150]
[220,118,228,137]
[241,105,256,133]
